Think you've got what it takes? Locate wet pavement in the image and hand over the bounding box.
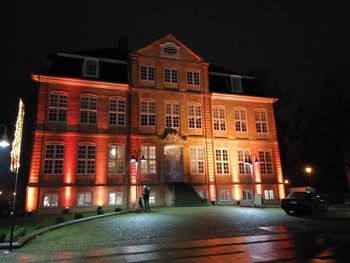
[1,206,350,262]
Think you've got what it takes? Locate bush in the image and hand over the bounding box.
[74,213,83,219]
[0,233,6,243]
[15,227,26,238]
[97,206,104,215]
[35,223,46,230]
[115,207,122,212]
[54,216,65,224]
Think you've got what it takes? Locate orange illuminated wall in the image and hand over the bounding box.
[28,131,44,184]
[26,187,38,211]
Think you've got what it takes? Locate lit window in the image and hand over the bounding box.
[165,102,180,128]
[264,190,275,200]
[43,193,59,207]
[213,106,226,131]
[259,151,273,176]
[164,68,178,84]
[215,148,230,175]
[77,192,92,207]
[108,145,125,175]
[186,71,200,86]
[80,96,97,124]
[255,110,268,134]
[44,144,64,174]
[140,66,155,81]
[141,146,156,175]
[234,108,248,132]
[109,99,126,126]
[188,104,202,129]
[190,147,205,174]
[83,58,99,78]
[109,192,123,205]
[242,190,253,200]
[149,191,156,204]
[48,93,67,123]
[140,100,156,126]
[77,145,96,174]
[219,190,230,201]
[238,150,251,175]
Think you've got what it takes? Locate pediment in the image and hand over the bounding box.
[134,33,205,63]
[160,128,187,145]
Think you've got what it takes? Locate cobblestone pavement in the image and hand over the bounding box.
[1,206,350,262]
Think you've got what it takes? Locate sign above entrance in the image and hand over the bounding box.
[160,128,187,145]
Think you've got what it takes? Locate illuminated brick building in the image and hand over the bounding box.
[26,34,285,214]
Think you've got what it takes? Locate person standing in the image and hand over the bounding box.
[142,186,150,212]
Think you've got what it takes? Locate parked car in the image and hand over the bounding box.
[281,192,327,215]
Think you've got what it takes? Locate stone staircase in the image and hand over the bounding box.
[171,183,208,207]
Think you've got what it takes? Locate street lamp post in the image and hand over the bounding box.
[305,166,312,187]
[130,151,145,208]
[0,125,10,148]
[244,155,259,202]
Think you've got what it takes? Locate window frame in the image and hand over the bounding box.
[165,101,180,128]
[80,96,97,125]
[77,144,96,175]
[215,148,230,175]
[242,189,253,200]
[234,107,248,132]
[77,192,93,207]
[255,109,269,134]
[264,189,275,200]
[108,191,124,205]
[141,145,157,175]
[140,65,155,82]
[186,71,200,86]
[43,192,59,208]
[190,147,205,174]
[48,92,68,123]
[108,145,125,175]
[259,150,274,176]
[83,57,99,78]
[213,106,227,131]
[164,68,178,84]
[188,103,202,129]
[237,149,252,175]
[43,143,65,175]
[219,190,231,202]
[140,100,156,127]
[109,98,126,127]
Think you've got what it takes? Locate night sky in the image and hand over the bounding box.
[0,1,350,191]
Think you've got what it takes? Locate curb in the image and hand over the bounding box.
[0,210,130,250]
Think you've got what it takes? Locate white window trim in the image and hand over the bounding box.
[186,71,200,86]
[83,57,100,78]
[109,191,124,205]
[264,189,275,200]
[149,191,156,204]
[140,65,155,82]
[190,147,205,174]
[141,145,157,175]
[230,76,242,93]
[165,102,180,128]
[164,68,178,84]
[219,190,231,202]
[160,42,181,59]
[80,96,97,125]
[140,100,156,127]
[48,92,68,123]
[234,107,248,133]
[213,106,227,131]
[108,145,125,175]
[77,144,96,175]
[77,192,93,207]
[43,143,65,175]
[109,98,126,126]
[255,109,269,134]
[188,103,202,129]
[43,193,59,208]
[215,148,230,175]
[238,149,252,175]
[242,189,253,200]
[259,150,274,176]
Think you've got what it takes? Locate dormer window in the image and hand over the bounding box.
[83,57,99,78]
[230,76,242,93]
[160,42,180,59]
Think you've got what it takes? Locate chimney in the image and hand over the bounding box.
[118,35,128,50]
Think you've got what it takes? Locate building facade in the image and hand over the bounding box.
[26,34,285,214]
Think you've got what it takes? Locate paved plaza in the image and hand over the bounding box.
[1,206,350,262]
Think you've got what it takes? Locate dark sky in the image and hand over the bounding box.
[1,0,350,123]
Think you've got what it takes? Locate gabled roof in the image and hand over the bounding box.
[134,33,206,62]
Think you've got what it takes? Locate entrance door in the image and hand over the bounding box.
[164,146,183,182]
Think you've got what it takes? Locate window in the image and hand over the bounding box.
[83,58,99,78]
[149,191,156,204]
[141,146,156,175]
[77,192,92,207]
[140,66,155,81]
[188,104,202,129]
[215,148,230,175]
[109,99,126,126]
[80,96,97,124]
[77,145,96,174]
[234,108,247,132]
[230,77,242,93]
[190,147,205,174]
[255,110,268,134]
[264,190,275,200]
[44,144,64,174]
[140,100,156,126]
[186,71,200,86]
[219,190,230,202]
[165,102,179,128]
[242,190,253,200]
[238,150,251,175]
[164,68,178,84]
[160,42,180,58]
[43,193,59,207]
[48,93,67,123]
[213,106,226,131]
[259,151,273,176]
[108,145,125,175]
[109,192,123,205]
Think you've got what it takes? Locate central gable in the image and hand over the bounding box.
[135,33,205,63]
